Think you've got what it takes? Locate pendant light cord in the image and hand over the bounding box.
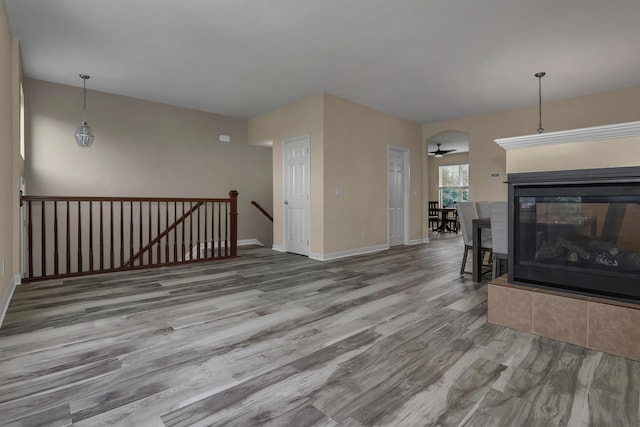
[535,72,545,133]
[83,78,86,116]
[80,74,90,124]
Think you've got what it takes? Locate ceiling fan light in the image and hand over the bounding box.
[435,153,443,158]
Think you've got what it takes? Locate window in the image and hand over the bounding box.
[439,164,469,208]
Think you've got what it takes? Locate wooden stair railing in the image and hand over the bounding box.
[251,200,273,222]
[20,191,238,282]
[123,201,204,267]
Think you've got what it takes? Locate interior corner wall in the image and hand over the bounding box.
[422,85,640,202]
[323,94,423,253]
[0,1,20,309]
[428,152,469,202]
[24,78,273,245]
[248,94,324,253]
[11,39,23,276]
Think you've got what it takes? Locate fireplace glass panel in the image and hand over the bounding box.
[512,182,640,302]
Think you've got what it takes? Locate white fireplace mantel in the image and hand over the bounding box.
[495,121,640,150]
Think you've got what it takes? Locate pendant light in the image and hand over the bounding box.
[535,72,546,134]
[74,74,95,147]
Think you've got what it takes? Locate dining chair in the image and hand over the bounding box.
[475,201,491,218]
[458,201,493,277]
[428,201,439,231]
[445,209,459,233]
[456,201,476,276]
[490,201,508,279]
[475,201,493,252]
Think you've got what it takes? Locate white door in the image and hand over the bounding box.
[388,148,406,246]
[283,136,310,256]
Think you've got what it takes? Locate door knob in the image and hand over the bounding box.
[284,200,289,205]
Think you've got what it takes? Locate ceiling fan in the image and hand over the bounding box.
[429,143,456,158]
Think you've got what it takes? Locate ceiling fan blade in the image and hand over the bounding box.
[428,148,457,155]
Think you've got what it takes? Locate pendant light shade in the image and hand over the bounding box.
[74,122,94,147]
[74,74,95,147]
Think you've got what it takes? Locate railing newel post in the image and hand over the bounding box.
[229,190,238,257]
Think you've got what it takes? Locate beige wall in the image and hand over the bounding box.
[323,95,423,253]
[248,94,324,252]
[24,78,273,246]
[427,152,469,202]
[249,94,423,257]
[423,86,640,202]
[0,1,23,308]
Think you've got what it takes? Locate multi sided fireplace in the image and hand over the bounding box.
[508,166,640,303]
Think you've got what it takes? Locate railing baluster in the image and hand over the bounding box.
[181,202,186,262]
[204,202,208,259]
[148,201,152,265]
[196,203,201,261]
[120,201,124,267]
[89,201,94,272]
[224,202,228,257]
[66,201,70,274]
[188,201,193,262]
[129,201,134,267]
[100,202,104,270]
[217,202,221,259]
[139,201,143,267]
[27,201,33,278]
[157,201,161,264]
[78,201,82,272]
[110,201,114,268]
[54,201,59,275]
[41,201,46,276]
[173,202,177,263]
[165,202,169,264]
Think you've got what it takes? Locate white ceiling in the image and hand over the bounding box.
[6,0,640,124]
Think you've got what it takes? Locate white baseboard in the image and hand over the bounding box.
[408,238,429,245]
[273,240,427,260]
[238,239,264,247]
[184,239,264,260]
[0,275,20,328]
[309,244,389,261]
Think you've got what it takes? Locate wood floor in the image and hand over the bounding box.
[1,235,638,426]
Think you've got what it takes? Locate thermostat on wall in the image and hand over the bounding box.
[491,172,500,179]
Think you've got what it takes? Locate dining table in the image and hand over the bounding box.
[472,217,491,282]
[434,207,457,233]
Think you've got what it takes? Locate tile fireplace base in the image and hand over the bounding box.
[488,276,640,361]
